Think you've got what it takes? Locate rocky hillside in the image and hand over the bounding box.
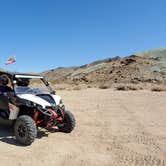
[42,47,166,87]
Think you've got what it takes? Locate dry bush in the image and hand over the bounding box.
[115,84,141,91]
[116,84,126,90]
[151,85,166,92]
[98,85,110,89]
[127,84,138,90]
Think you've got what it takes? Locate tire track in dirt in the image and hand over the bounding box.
[111,142,166,166]
[92,94,166,165]
[107,99,166,165]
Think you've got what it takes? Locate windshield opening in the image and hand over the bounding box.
[14,77,51,95]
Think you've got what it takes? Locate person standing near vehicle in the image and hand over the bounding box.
[0,74,13,95]
[0,74,14,118]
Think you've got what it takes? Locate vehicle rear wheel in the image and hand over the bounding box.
[14,115,37,145]
[58,110,75,133]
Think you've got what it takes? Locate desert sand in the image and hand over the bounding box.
[0,88,166,166]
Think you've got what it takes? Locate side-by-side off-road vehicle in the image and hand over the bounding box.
[0,71,75,145]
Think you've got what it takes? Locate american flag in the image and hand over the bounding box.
[5,56,16,65]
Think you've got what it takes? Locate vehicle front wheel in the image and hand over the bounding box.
[14,115,37,145]
[58,110,75,133]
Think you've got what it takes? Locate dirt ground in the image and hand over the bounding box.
[0,88,166,166]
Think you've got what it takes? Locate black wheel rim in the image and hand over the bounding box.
[61,118,68,129]
[18,124,27,138]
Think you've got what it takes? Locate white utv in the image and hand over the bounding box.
[0,71,75,145]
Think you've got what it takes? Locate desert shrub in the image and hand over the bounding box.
[98,85,110,89]
[115,84,139,91]
[126,84,138,90]
[151,86,166,92]
[116,84,126,90]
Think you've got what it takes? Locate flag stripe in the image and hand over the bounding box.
[5,56,16,65]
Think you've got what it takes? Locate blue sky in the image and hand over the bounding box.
[0,0,166,72]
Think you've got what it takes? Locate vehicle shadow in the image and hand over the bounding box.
[37,127,59,138]
[0,126,59,146]
[0,126,21,146]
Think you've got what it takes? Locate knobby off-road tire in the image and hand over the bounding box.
[14,115,37,145]
[58,110,76,133]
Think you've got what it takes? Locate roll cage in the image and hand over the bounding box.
[0,71,54,95]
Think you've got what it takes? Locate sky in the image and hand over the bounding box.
[0,0,166,72]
